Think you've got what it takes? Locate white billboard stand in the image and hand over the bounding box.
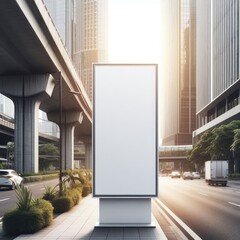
[93,64,158,227]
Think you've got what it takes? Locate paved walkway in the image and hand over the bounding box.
[14,196,168,240]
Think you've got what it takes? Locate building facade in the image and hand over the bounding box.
[161,0,196,146]
[194,0,240,173]
[78,0,108,101]
[194,0,240,139]
[0,94,14,118]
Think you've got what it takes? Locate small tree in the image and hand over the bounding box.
[188,130,214,170]
[6,142,14,164]
[231,129,240,173]
[231,129,240,152]
[39,143,59,171]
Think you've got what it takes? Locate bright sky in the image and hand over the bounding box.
[108,0,162,64]
[108,0,163,143]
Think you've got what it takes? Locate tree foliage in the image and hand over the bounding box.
[39,143,59,156]
[188,130,214,165]
[39,143,59,171]
[189,120,240,169]
[231,129,240,152]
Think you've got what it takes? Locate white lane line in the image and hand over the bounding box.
[228,202,240,208]
[155,198,202,240]
[198,192,208,196]
[153,201,188,240]
[0,198,10,202]
[236,191,240,194]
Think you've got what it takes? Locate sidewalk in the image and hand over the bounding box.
[14,196,170,240]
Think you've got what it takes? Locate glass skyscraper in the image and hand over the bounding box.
[194,0,240,139]
[194,0,240,173]
[161,0,196,146]
[78,0,108,101]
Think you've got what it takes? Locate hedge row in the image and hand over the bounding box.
[3,199,53,235]
[3,170,92,236]
[23,173,58,183]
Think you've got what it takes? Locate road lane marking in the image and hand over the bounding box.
[198,192,208,196]
[155,198,202,240]
[0,198,10,202]
[153,201,188,240]
[228,202,240,208]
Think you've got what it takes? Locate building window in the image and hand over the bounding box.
[207,107,215,122]
[227,90,239,110]
[217,99,226,117]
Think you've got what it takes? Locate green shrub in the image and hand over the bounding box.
[68,188,81,206]
[52,196,73,213]
[23,174,58,183]
[32,199,53,227]
[82,184,90,197]
[228,173,240,179]
[88,181,92,193]
[15,185,34,211]
[3,209,45,235]
[3,187,54,236]
[42,186,57,202]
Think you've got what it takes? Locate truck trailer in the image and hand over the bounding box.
[205,160,228,186]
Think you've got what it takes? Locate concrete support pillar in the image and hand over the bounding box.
[14,97,40,173]
[0,74,55,173]
[85,142,92,169]
[48,111,83,170]
[80,136,92,169]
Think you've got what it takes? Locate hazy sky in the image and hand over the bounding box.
[108,0,161,64]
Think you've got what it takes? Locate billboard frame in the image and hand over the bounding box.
[93,63,158,198]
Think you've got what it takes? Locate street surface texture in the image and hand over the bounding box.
[158,176,240,240]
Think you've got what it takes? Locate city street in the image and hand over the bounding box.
[158,176,240,240]
[1,177,240,239]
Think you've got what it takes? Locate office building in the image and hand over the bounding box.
[194,0,240,139]
[0,94,14,118]
[194,0,240,173]
[78,0,108,101]
[161,0,196,146]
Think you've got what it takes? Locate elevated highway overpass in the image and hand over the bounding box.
[159,145,192,173]
[0,0,92,173]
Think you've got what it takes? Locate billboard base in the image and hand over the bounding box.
[97,198,155,227]
[95,222,156,228]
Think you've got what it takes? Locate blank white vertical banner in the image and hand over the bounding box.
[93,64,158,197]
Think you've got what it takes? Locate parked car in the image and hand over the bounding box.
[171,171,181,178]
[182,171,193,180]
[0,169,23,190]
[192,172,201,179]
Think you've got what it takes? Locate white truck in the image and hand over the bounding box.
[205,160,228,186]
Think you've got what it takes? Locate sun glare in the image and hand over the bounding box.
[108,0,162,64]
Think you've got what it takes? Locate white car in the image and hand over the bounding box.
[0,169,23,190]
[171,171,181,178]
[182,171,193,180]
[192,172,201,179]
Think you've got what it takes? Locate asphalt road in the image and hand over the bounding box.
[158,176,240,240]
